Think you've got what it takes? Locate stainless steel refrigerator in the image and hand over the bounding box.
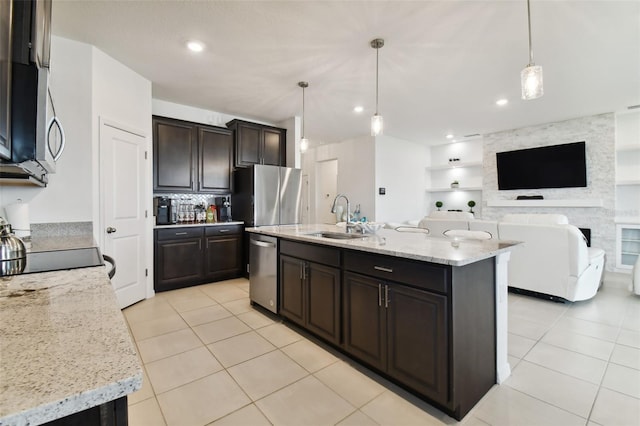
[232,165,302,313]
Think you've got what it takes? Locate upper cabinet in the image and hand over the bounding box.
[198,126,233,193]
[226,119,286,168]
[153,116,233,194]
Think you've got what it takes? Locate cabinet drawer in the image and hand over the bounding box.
[205,224,242,236]
[280,239,340,268]
[344,250,450,294]
[156,227,203,241]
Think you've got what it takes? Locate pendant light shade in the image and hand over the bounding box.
[371,38,384,136]
[521,0,543,100]
[298,81,309,153]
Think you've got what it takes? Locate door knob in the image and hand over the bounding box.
[106,227,117,234]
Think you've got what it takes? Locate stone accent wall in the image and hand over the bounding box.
[483,113,616,270]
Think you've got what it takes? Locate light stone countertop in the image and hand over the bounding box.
[247,224,520,266]
[26,235,97,253]
[0,267,142,425]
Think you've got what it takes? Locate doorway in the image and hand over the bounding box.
[99,119,148,309]
[315,159,338,224]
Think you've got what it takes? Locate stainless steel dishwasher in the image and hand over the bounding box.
[249,234,278,313]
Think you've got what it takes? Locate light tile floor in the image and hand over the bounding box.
[124,273,640,426]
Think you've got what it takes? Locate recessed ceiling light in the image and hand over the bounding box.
[496,99,509,106]
[353,106,364,113]
[446,134,454,139]
[186,40,205,52]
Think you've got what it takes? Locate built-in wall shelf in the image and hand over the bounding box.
[426,161,483,171]
[616,145,640,152]
[427,186,483,193]
[487,199,603,208]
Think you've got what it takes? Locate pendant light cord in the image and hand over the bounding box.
[302,85,305,138]
[375,46,379,115]
[527,0,534,65]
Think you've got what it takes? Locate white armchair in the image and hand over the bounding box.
[498,214,605,302]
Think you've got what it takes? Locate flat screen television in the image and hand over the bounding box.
[496,141,587,190]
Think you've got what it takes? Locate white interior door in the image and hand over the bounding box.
[316,159,338,224]
[100,120,147,309]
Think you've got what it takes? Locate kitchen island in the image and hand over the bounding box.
[247,224,518,420]
[0,262,142,425]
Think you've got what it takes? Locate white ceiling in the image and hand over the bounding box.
[51,0,640,146]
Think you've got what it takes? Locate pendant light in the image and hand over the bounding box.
[298,81,309,152]
[371,38,384,136]
[521,0,543,100]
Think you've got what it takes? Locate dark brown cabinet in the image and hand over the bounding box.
[226,119,286,168]
[274,235,497,420]
[204,225,243,281]
[279,241,341,345]
[343,271,448,404]
[155,227,204,292]
[153,117,197,192]
[198,126,233,193]
[153,116,233,194]
[154,225,242,292]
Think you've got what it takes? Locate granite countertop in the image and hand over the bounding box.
[247,224,520,266]
[154,221,243,229]
[0,266,142,425]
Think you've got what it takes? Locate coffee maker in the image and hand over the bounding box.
[215,196,232,222]
[154,196,175,225]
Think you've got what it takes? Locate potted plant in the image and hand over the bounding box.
[468,200,476,213]
[435,201,443,211]
[450,180,459,188]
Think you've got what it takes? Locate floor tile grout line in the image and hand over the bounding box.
[500,384,590,422]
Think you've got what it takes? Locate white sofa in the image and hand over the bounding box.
[498,214,605,302]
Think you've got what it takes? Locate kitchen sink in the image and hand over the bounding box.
[306,231,367,240]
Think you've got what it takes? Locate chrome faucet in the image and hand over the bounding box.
[330,194,356,232]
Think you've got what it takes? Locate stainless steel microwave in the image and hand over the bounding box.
[0,0,64,187]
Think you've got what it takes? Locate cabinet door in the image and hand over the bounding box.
[386,284,448,405]
[262,128,282,166]
[306,262,341,345]
[205,235,242,280]
[198,126,233,193]
[280,255,305,326]
[235,122,262,167]
[153,117,196,192]
[343,272,386,371]
[155,237,203,291]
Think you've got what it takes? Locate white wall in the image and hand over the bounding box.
[302,136,376,223]
[1,36,94,223]
[374,135,428,223]
[90,45,152,245]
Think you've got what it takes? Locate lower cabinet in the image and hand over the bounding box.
[279,241,341,345]
[343,271,448,405]
[276,240,496,420]
[42,397,128,426]
[205,226,243,281]
[155,227,204,292]
[155,225,242,292]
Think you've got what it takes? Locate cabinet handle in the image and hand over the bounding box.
[303,263,307,281]
[300,263,304,280]
[384,285,389,308]
[374,266,393,273]
[378,283,382,307]
[175,232,188,236]
[219,229,230,233]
